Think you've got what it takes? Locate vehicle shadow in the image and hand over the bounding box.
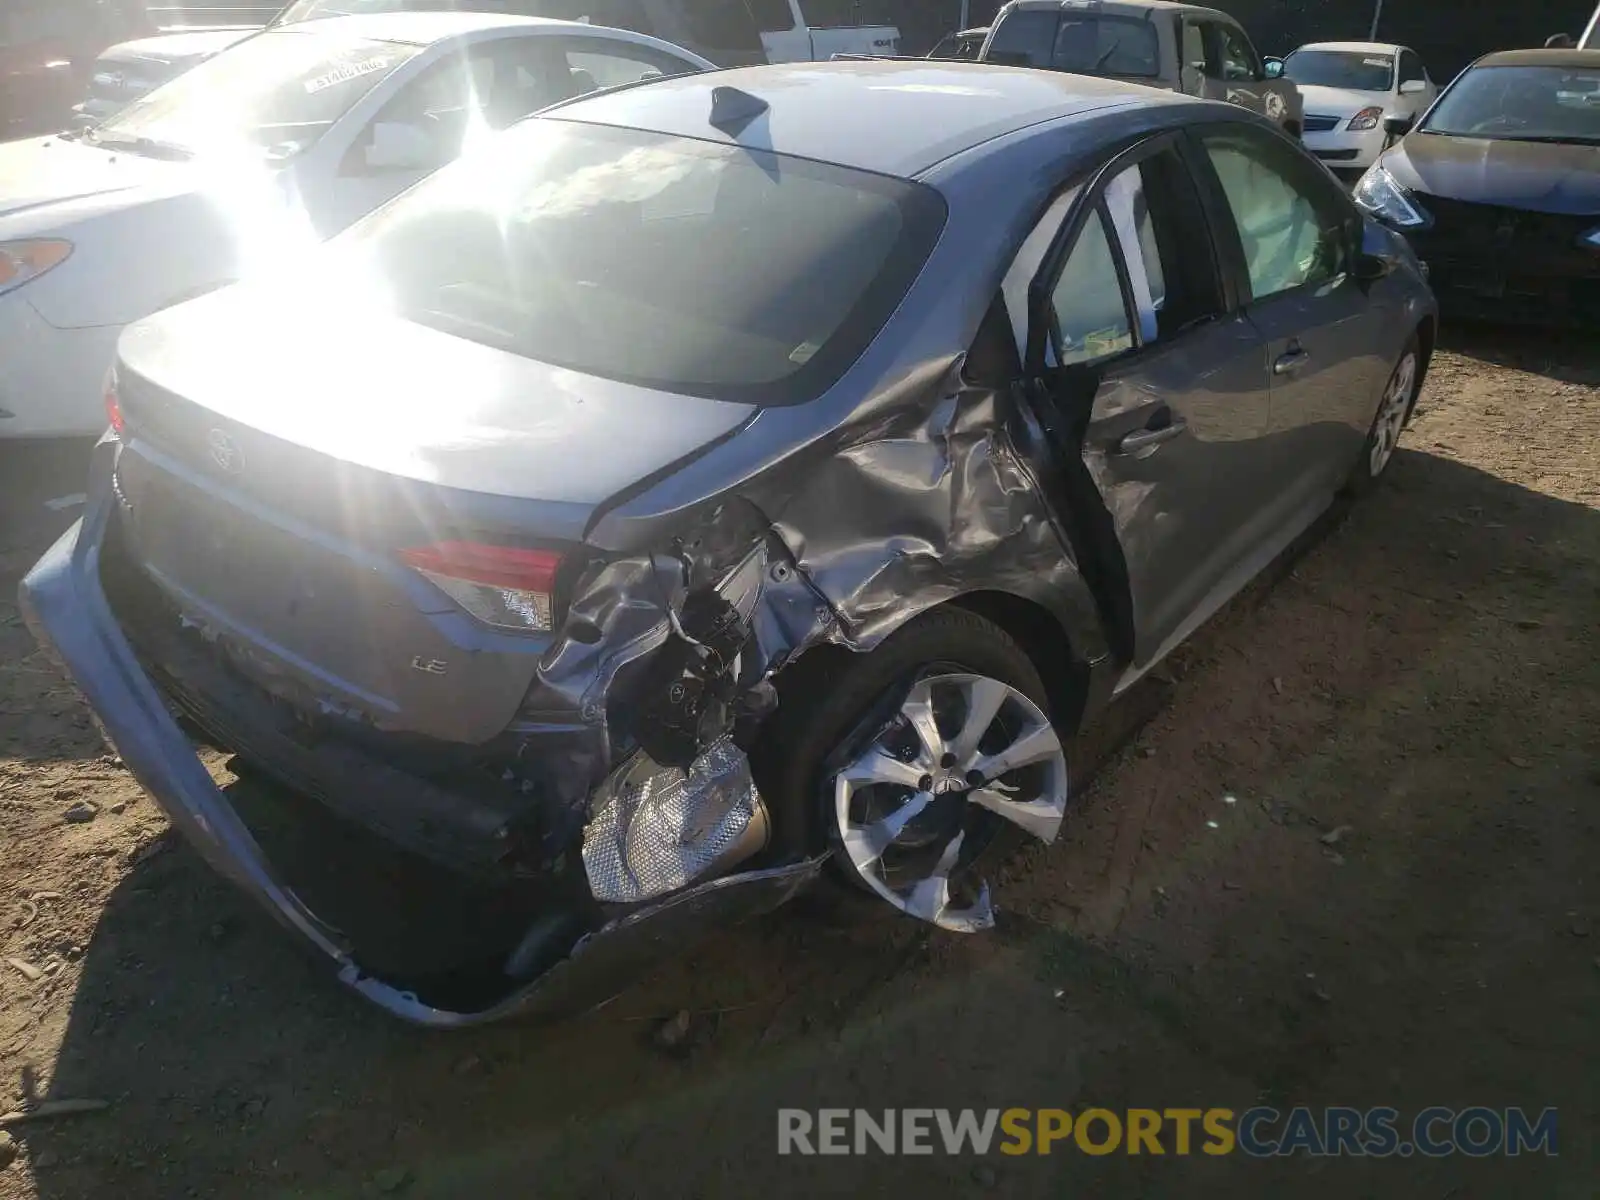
[1437,320,1600,385]
[14,441,1599,1199]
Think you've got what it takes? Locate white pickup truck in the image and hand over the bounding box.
[756,0,899,62]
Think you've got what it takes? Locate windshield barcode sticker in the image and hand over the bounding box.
[1363,57,1394,67]
[304,57,391,94]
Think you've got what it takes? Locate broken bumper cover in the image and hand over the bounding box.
[17,457,823,1026]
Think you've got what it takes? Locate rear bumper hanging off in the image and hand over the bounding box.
[18,443,823,1026]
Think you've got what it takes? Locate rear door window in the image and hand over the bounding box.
[556,35,704,90]
[986,9,1160,77]
[1048,208,1134,366]
[348,35,613,171]
[1103,149,1223,341]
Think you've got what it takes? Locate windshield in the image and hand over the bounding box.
[330,120,946,405]
[984,11,1160,78]
[90,29,421,159]
[1421,64,1600,143]
[1284,49,1394,92]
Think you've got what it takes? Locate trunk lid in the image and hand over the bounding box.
[111,283,756,745]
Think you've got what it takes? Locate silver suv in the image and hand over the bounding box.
[980,0,1304,137]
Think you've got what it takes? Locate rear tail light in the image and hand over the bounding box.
[104,369,125,436]
[399,541,563,633]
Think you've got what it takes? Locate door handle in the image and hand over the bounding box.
[1273,348,1311,375]
[1117,419,1188,454]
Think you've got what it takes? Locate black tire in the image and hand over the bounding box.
[1346,333,1421,496]
[752,607,1056,907]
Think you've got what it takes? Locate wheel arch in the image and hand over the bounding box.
[759,586,1094,757]
[1408,314,1436,423]
[949,590,1091,734]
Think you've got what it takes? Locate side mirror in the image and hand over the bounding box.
[1383,114,1415,138]
[1263,57,1284,79]
[1398,79,1427,95]
[1353,251,1395,283]
[362,121,443,173]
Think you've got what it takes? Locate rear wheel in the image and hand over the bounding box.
[756,609,1070,930]
[1347,335,1420,493]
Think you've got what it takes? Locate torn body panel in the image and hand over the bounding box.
[20,457,827,1024]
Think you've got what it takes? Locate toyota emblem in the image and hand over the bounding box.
[207,428,242,474]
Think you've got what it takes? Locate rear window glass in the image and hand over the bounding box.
[335,120,947,405]
[984,10,1159,78]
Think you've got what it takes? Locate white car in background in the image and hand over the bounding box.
[1274,40,1437,181]
[0,11,711,439]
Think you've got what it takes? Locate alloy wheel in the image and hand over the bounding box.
[1369,351,1418,478]
[829,672,1069,931]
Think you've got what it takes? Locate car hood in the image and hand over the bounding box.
[0,135,189,222]
[117,282,758,525]
[1295,83,1388,117]
[1385,132,1600,215]
[97,28,254,68]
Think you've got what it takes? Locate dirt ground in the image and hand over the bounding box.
[0,325,1596,1199]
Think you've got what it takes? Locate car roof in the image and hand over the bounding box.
[1472,48,1600,69]
[1294,41,1408,55]
[549,59,1184,178]
[271,11,569,45]
[1000,0,1232,19]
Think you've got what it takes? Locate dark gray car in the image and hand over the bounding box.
[22,59,1436,1025]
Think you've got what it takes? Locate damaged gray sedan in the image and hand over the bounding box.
[20,59,1436,1024]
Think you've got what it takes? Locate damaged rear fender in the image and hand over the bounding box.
[537,376,1115,913]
